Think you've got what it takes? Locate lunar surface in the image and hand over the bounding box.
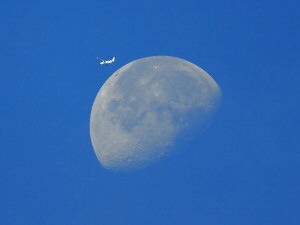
[90,56,221,171]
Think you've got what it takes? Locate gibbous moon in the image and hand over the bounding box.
[90,56,221,171]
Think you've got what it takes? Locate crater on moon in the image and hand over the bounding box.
[90,56,221,171]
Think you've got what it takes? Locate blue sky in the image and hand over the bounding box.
[1,0,299,224]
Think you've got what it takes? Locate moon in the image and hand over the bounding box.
[90,56,221,171]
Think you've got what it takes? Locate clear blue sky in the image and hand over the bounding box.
[1,0,299,224]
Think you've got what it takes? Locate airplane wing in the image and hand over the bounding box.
[96,57,104,61]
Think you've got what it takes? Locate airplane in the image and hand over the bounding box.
[96,57,115,66]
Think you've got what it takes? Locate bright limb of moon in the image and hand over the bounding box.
[90,56,221,171]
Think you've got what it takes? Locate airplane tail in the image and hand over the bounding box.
[112,57,115,62]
